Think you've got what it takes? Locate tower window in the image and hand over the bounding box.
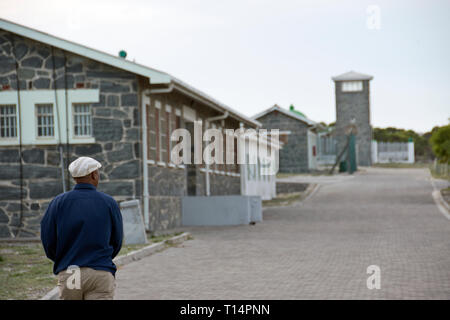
[342,81,363,92]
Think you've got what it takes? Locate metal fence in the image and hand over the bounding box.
[431,159,450,179]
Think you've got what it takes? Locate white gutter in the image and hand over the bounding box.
[141,93,150,230]
[144,84,174,95]
[171,82,259,128]
[207,111,229,123]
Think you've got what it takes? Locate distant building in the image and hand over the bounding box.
[332,71,373,166]
[253,104,319,173]
[0,18,277,238]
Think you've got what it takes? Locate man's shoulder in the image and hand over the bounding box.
[52,190,71,203]
[96,191,118,206]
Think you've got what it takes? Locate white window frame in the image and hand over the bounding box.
[0,89,99,146]
[35,103,55,139]
[72,103,93,138]
[159,104,168,164]
[167,104,173,164]
[0,104,18,141]
[148,102,157,162]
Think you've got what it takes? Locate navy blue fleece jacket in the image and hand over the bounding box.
[40,183,123,276]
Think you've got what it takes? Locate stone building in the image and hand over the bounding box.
[0,18,261,238]
[332,71,373,166]
[253,104,319,173]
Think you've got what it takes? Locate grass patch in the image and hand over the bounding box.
[262,192,304,207]
[0,244,55,300]
[0,231,184,300]
[372,163,429,168]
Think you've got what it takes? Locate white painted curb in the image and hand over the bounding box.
[40,232,191,300]
[302,183,320,203]
[262,183,319,211]
[432,189,450,220]
[430,178,450,220]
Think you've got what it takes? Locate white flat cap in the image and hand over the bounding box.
[68,157,102,178]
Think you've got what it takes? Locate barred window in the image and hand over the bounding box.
[0,104,17,138]
[36,104,54,137]
[73,104,92,137]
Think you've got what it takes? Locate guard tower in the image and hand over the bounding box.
[332,71,373,166]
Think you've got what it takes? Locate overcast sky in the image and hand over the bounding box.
[1,0,449,133]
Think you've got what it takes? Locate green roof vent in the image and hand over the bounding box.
[118,50,127,59]
[289,104,306,118]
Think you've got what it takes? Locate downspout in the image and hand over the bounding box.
[50,46,67,193]
[62,51,71,190]
[205,163,210,196]
[239,122,246,196]
[11,37,24,237]
[141,92,149,230]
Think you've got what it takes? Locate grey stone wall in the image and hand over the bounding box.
[0,31,142,238]
[148,196,181,231]
[186,170,241,197]
[209,173,241,196]
[256,111,310,173]
[147,165,185,231]
[334,80,372,166]
[148,165,186,196]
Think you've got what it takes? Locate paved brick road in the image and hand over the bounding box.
[115,168,450,299]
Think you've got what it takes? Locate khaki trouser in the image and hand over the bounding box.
[57,267,115,300]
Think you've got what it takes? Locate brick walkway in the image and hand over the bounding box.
[115,168,450,299]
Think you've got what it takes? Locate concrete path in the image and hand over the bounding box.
[115,168,450,299]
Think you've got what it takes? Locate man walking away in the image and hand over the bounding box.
[41,157,123,300]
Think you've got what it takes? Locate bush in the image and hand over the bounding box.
[430,125,450,163]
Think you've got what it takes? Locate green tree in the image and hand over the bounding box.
[430,124,450,163]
